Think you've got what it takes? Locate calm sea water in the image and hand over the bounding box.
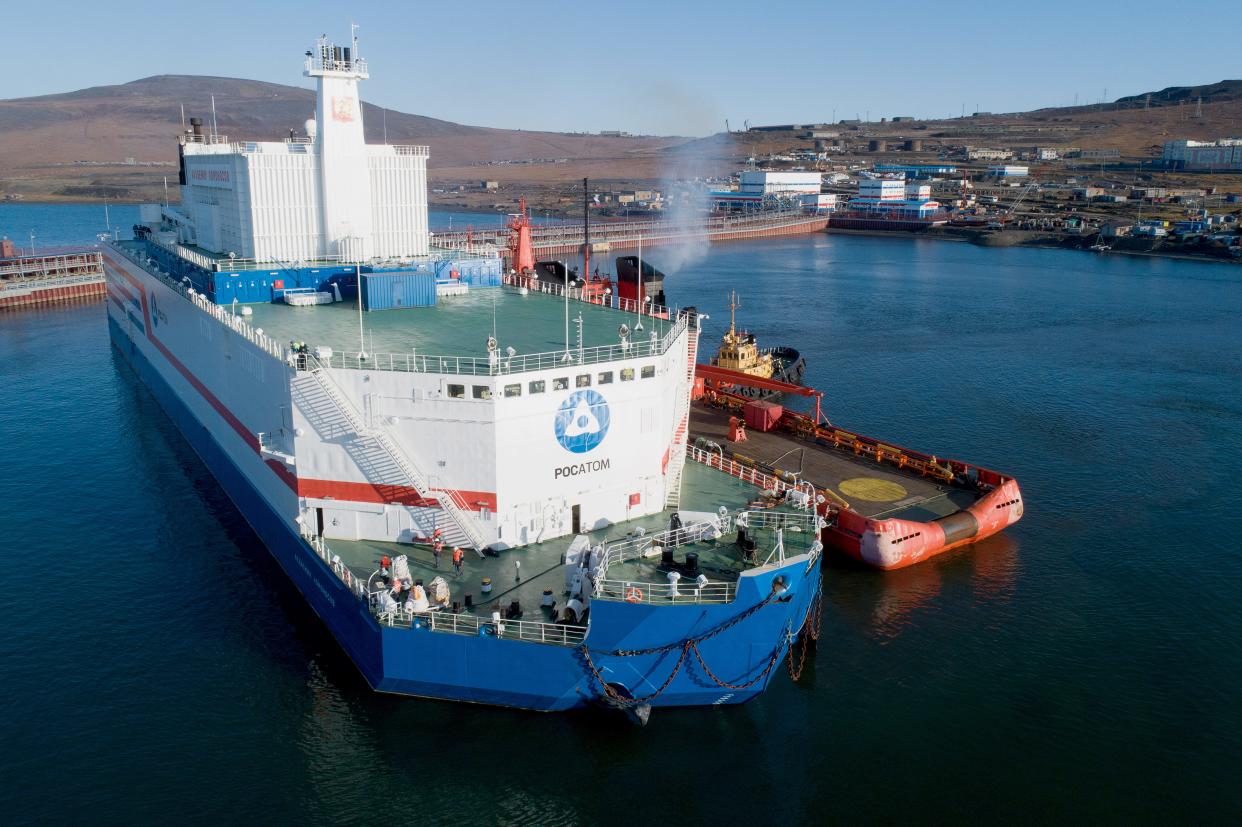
[2,205,1240,823]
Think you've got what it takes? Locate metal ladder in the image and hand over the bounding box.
[664,323,698,509]
[303,355,489,553]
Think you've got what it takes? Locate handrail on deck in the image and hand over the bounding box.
[297,523,583,646]
[316,293,689,376]
[109,243,286,361]
[372,604,586,646]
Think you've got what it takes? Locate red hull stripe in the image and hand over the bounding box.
[112,277,139,307]
[297,478,497,511]
[105,254,497,513]
[108,254,260,453]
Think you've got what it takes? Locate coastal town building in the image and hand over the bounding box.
[1162,138,1242,171]
[965,147,1013,161]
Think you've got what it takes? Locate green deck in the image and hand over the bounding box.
[326,460,804,620]
[246,286,671,360]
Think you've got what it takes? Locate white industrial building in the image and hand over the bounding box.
[855,179,906,202]
[1162,138,1242,171]
[988,165,1029,178]
[966,147,1013,161]
[165,36,430,264]
[738,171,823,195]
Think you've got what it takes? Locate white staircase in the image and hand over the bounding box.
[664,322,698,509]
[303,356,490,553]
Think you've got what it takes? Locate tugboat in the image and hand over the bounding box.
[708,291,806,399]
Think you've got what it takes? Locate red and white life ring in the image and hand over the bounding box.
[624,586,644,603]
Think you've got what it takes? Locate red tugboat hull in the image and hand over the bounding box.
[826,476,1023,570]
[691,367,1024,571]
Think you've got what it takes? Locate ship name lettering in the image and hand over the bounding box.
[554,458,610,478]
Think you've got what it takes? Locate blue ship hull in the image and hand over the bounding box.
[109,315,821,712]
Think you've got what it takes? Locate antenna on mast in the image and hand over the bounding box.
[210,94,219,141]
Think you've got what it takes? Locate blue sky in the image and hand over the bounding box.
[9,1,1239,135]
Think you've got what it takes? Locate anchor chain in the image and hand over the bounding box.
[786,590,823,682]
[580,641,691,707]
[578,590,783,705]
[690,639,782,691]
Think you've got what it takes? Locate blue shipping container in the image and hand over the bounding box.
[362,271,437,311]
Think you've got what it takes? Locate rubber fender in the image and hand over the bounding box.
[933,510,979,545]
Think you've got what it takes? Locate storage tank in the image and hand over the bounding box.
[904,139,923,152]
[868,139,887,152]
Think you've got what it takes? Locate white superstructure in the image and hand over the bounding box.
[107,28,698,555]
[167,33,429,264]
[738,171,823,196]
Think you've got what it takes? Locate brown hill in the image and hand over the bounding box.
[1115,80,1242,107]
[0,75,689,201]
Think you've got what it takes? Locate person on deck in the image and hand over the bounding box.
[451,547,464,577]
[432,528,444,568]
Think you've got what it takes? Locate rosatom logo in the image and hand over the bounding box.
[554,390,610,454]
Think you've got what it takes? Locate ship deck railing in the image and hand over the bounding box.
[0,251,102,279]
[736,511,826,567]
[111,242,287,361]
[154,238,494,275]
[1,271,104,296]
[502,272,676,319]
[686,444,809,499]
[371,605,586,647]
[304,530,371,601]
[300,527,586,646]
[591,510,822,605]
[317,304,689,376]
[594,576,737,605]
[593,517,735,605]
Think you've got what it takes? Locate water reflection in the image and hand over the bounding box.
[829,533,1020,641]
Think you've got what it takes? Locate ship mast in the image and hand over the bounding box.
[728,290,740,337]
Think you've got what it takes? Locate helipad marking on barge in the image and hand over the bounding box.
[840,477,907,502]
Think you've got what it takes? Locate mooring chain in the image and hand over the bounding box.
[786,591,823,682]
[596,591,779,659]
[578,590,794,705]
[691,639,782,690]
[579,640,692,706]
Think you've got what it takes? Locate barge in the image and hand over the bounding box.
[103,30,822,717]
[690,377,1022,570]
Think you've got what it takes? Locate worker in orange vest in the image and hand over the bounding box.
[451,547,465,578]
[431,527,444,568]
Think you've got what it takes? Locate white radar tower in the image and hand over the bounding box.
[305,27,374,262]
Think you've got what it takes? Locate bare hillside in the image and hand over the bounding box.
[0,75,688,201]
